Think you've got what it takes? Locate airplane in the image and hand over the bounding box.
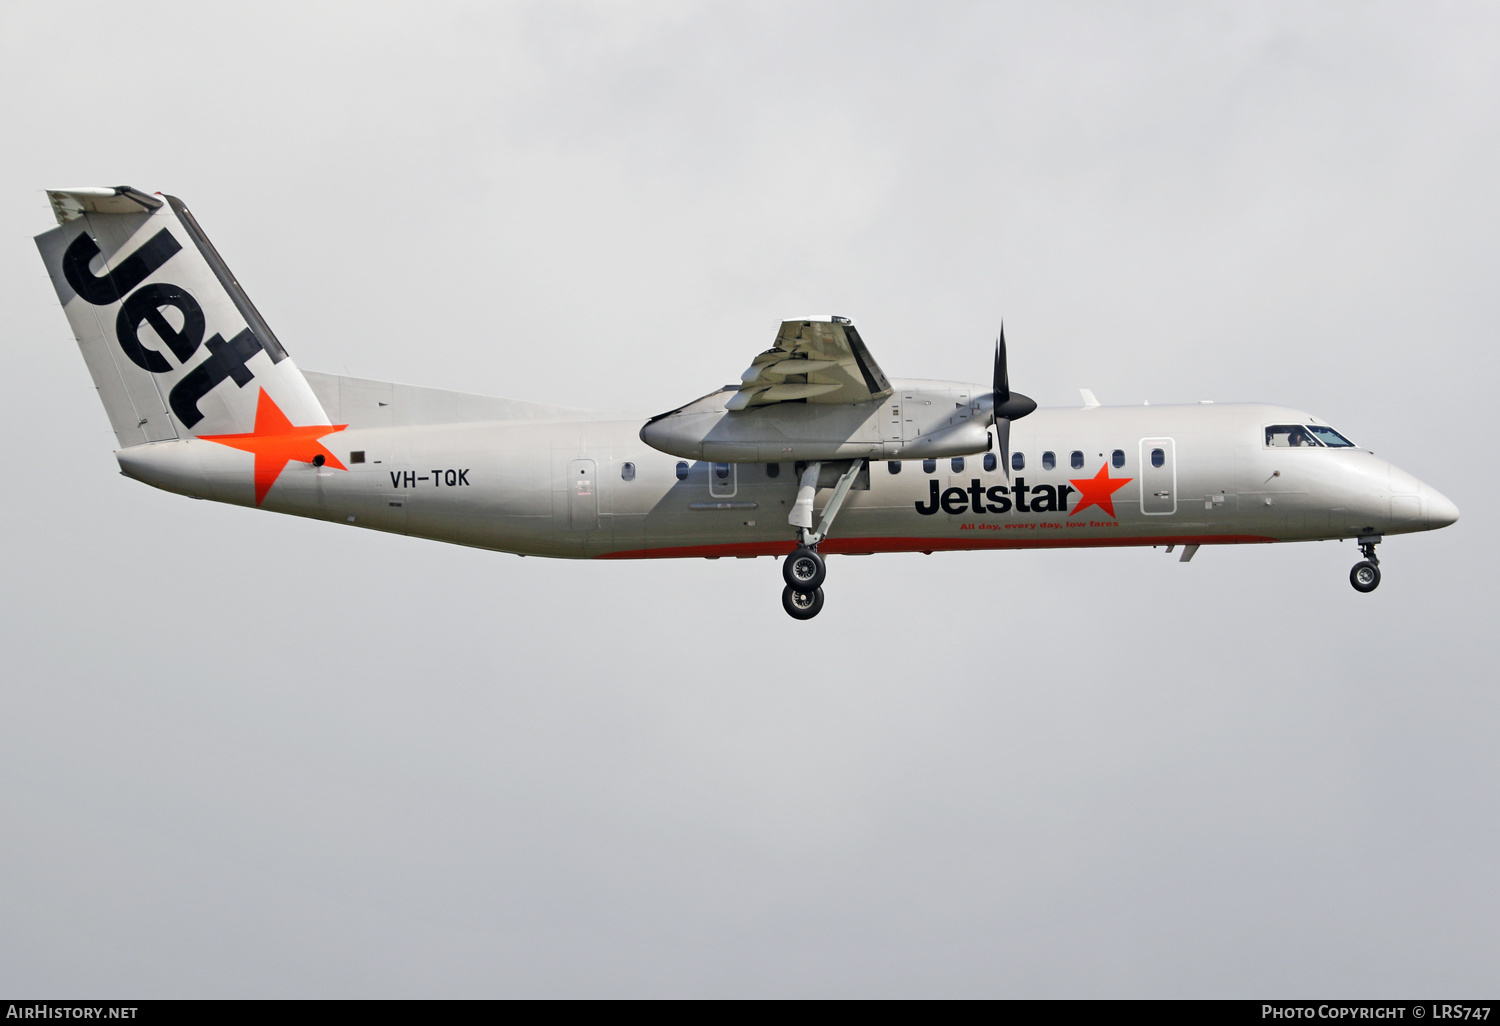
[34,186,1460,619]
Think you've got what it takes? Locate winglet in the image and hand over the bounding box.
[1080,388,1101,408]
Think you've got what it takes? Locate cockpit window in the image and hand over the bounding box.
[1305,425,1356,448]
[1266,424,1321,448]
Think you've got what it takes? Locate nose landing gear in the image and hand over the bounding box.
[1350,533,1382,593]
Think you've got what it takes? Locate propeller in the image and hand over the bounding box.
[991,323,1036,480]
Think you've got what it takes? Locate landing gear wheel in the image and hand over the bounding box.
[782,585,825,620]
[1350,560,1381,593]
[783,547,826,591]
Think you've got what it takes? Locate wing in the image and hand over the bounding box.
[726,315,892,411]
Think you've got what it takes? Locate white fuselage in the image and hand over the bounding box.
[113,375,1459,561]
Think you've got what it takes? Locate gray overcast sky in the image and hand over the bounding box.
[1,1,1495,998]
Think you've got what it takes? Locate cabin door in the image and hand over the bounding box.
[709,462,737,498]
[568,459,599,530]
[1139,437,1177,515]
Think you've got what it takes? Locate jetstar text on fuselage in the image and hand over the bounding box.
[915,462,1135,519]
[914,476,1079,516]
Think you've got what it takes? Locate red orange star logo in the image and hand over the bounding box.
[1068,462,1132,519]
[199,390,348,505]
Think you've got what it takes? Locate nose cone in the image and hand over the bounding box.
[1424,484,1460,529]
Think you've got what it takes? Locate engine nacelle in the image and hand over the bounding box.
[639,380,995,462]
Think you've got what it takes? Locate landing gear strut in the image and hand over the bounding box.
[1350,533,1381,593]
[779,459,865,619]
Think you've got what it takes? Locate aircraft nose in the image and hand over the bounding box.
[1424,484,1460,529]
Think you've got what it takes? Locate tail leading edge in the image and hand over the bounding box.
[35,186,330,448]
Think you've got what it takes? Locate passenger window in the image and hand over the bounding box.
[621,462,636,481]
[349,450,366,464]
[1042,451,1055,470]
[1304,425,1355,448]
[675,461,689,481]
[1111,449,1125,469]
[923,459,936,474]
[1012,452,1025,472]
[1265,424,1321,448]
[983,453,997,472]
[951,457,965,473]
[1150,448,1164,468]
[888,461,901,475]
[714,462,731,480]
[766,462,780,478]
[1071,450,1083,470]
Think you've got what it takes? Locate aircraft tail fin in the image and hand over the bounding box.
[35,186,331,448]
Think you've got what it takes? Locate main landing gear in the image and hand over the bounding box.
[779,459,864,620]
[782,581,825,619]
[1350,533,1381,593]
[783,547,827,590]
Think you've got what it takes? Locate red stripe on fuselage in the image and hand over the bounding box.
[595,534,1277,560]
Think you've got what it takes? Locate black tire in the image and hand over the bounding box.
[1350,560,1381,593]
[783,547,826,591]
[782,585,825,619]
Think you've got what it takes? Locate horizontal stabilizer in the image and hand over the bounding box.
[302,371,609,429]
[47,186,163,224]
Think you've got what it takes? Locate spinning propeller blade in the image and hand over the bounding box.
[990,323,1036,480]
